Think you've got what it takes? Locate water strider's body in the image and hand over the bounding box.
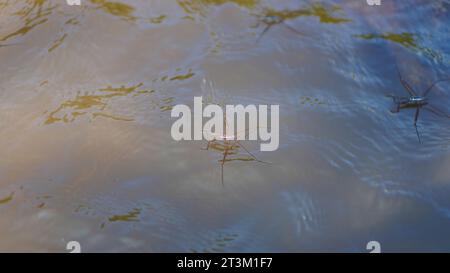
[261,15,283,26]
[391,96,429,113]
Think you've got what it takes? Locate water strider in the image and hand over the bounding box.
[254,10,304,43]
[171,96,279,151]
[203,126,269,186]
[388,68,450,143]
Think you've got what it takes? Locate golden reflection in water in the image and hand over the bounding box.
[259,4,351,25]
[158,97,175,112]
[44,83,149,124]
[0,192,14,205]
[0,0,55,42]
[90,0,136,21]
[177,1,350,25]
[177,0,260,15]
[149,14,167,24]
[43,66,197,125]
[169,69,196,81]
[355,32,443,63]
[48,33,67,52]
[0,1,9,10]
[108,208,141,222]
[45,17,82,52]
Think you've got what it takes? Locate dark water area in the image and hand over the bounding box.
[0,0,450,252]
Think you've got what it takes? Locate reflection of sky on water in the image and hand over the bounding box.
[0,0,449,252]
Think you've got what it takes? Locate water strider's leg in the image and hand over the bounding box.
[386,95,402,113]
[422,78,450,97]
[414,106,422,144]
[236,141,270,164]
[206,141,211,150]
[221,163,224,187]
[414,106,420,125]
[396,67,417,96]
[251,20,261,29]
[281,22,304,36]
[203,139,217,150]
[423,105,450,118]
[220,140,232,186]
[390,101,400,113]
[414,125,421,144]
[395,103,400,113]
[256,24,272,43]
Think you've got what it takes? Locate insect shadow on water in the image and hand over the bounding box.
[253,8,304,43]
[200,81,270,186]
[387,67,450,143]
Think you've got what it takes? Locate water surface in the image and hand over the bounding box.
[0,0,450,252]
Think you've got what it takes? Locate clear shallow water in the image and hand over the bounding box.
[0,0,450,252]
